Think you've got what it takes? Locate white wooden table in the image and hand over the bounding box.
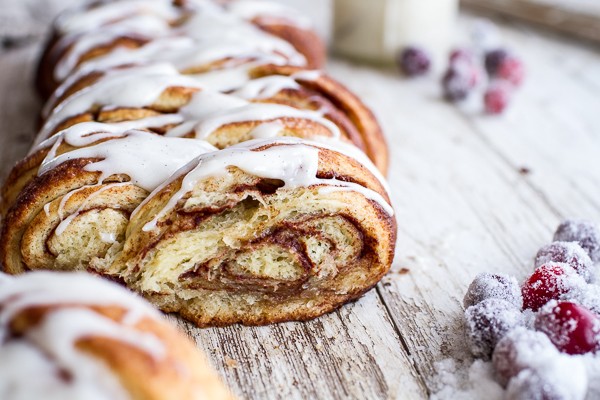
[1,3,600,399]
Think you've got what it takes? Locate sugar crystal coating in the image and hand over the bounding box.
[522,263,586,311]
[554,219,600,263]
[535,301,600,355]
[492,327,558,387]
[464,272,522,309]
[465,298,524,359]
[536,241,595,283]
[505,357,587,400]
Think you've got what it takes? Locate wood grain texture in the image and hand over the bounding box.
[462,0,600,43]
[1,2,600,399]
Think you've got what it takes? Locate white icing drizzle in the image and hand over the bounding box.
[175,7,306,67]
[55,0,181,35]
[229,74,301,99]
[38,130,217,192]
[55,14,173,81]
[41,63,204,138]
[51,0,307,84]
[40,67,338,149]
[32,115,184,152]
[0,272,166,400]
[140,137,393,232]
[289,69,322,81]
[165,90,341,140]
[46,37,198,112]
[249,121,284,138]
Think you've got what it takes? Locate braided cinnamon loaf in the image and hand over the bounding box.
[0,0,396,327]
[0,271,233,399]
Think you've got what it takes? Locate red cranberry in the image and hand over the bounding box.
[535,241,594,283]
[485,49,508,76]
[465,298,524,359]
[521,264,584,311]
[554,219,600,263]
[498,56,525,86]
[492,327,558,387]
[398,47,431,77]
[484,81,512,115]
[464,272,522,309]
[535,301,600,355]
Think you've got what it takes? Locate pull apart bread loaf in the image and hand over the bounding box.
[0,0,396,327]
[0,271,233,400]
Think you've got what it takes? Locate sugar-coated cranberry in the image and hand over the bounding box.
[492,327,558,387]
[498,56,525,86]
[521,263,585,311]
[485,49,508,76]
[465,298,524,359]
[554,219,600,263]
[464,272,522,309]
[442,64,480,102]
[449,48,474,64]
[535,301,600,355]
[398,47,431,77]
[484,81,512,115]
[535,241,594,283]
[505,356,588,400]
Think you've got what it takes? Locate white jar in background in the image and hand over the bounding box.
[332,0,458,68]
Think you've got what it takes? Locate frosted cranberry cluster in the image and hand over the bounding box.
[464,219,600,399]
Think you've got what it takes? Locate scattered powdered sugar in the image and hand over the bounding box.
[430,358,503,400]
[492,327,559,387]
[582,353,600,399]
[463,272,522,309]
[536,241,595,283]
[564,284,600,315]
[505,356,587,400]
[521,308,537,329]
[465,299,524,359]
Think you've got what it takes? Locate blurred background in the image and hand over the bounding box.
[2,0,600,55]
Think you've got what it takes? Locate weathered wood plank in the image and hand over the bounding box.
[462,0,600,44]
[0,44,40,181]
[169,291,427,399]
